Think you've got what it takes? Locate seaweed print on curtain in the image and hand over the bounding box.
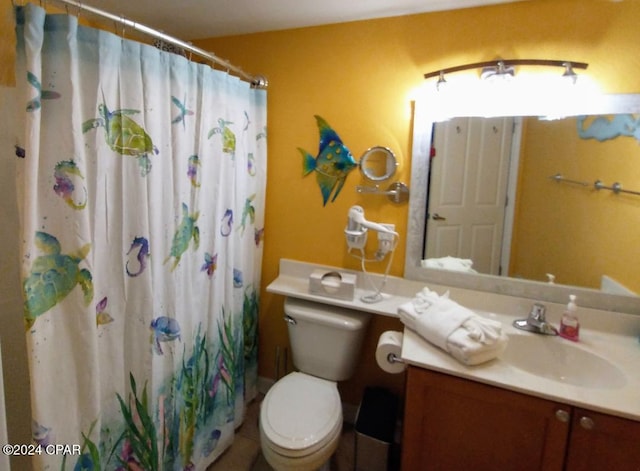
[14,4,266,470]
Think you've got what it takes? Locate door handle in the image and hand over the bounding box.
[432,213,447,221]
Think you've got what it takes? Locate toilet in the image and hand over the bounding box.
[259,297,371,471]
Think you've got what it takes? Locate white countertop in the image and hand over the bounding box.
[402,316,640,421]
[267,259,640,422]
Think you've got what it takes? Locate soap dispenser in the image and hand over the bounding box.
[559,294,580,341]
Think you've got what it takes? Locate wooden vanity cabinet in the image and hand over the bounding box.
[401,366,640,471]
[564,408,640,470]
[401,366,568,470]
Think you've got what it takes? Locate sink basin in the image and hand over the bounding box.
[502,334,627,389]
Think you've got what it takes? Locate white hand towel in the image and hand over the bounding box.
[463,317,503,345]
[421,256,478,274]
[399,289,474,351]
[447,324,508,365]
[397,288,507,365]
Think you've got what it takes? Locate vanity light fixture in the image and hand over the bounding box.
[562,62,578,84]
[436,70,447,90]
[425,59,588,86]
[480,60,515,81]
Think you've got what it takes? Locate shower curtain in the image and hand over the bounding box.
[14,4,266,470]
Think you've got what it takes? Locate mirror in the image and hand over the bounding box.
[404,90,640,314]
[359,146,397,181]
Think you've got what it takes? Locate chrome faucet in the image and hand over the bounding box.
[513,303,558,335]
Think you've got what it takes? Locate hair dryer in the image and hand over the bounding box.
[345,205,396,250]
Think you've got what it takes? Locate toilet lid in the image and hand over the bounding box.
[261,372,341,453]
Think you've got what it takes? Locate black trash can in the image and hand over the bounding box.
[354,387,399,471]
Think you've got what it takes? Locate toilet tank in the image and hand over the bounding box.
[284,297,371,382]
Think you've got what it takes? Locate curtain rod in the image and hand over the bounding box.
[41,0,268,88]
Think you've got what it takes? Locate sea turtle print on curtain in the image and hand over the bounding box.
[15,4,266,470]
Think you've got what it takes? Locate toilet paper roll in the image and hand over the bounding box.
[376,330,406,374]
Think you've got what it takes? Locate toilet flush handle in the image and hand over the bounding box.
[283,315,297,325]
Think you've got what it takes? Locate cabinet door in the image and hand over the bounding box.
[565,408,640,471]
[401,366,569,471]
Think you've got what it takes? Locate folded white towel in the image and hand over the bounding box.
[447,326,508,366]
[398,290,473,351]
[398,287,507,365]
[421,256,478,274]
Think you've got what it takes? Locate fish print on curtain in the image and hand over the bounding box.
[14,4,266,470]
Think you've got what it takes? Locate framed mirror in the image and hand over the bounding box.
[359,146,397,181]
[404,89,640,314]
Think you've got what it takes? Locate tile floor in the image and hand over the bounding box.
[206,394,357,471]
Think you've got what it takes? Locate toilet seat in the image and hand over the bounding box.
[261,372,342,458]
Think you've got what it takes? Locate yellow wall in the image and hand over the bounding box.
[2,0,640,407]
[1,3,16,86]
[511,115,640,292]
[194,0,640,404]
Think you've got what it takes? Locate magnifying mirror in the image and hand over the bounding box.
[359,146,397,181]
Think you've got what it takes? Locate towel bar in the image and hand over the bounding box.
[550,173,640,197]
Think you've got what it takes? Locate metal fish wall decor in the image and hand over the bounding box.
[298,115,357,206]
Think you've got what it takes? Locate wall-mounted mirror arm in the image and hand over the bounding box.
[357,146,409,203]
[356,182,410,203]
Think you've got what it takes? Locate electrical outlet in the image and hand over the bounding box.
[377,223,396,256]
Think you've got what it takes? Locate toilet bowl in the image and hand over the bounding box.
[260,372,342,471]
[259,297,371,471]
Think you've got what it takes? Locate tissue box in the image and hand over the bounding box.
[308,269,356,301]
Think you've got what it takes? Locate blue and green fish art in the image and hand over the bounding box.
[299,115,357,206]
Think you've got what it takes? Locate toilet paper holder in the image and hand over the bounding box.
[387,353,404,364]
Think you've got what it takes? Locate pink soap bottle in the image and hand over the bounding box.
[559,294,580,341]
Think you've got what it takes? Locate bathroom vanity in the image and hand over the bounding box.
[267,259,640,470]
[400,307,640,470]
[402,366,640,470]
[396,88,640,469]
